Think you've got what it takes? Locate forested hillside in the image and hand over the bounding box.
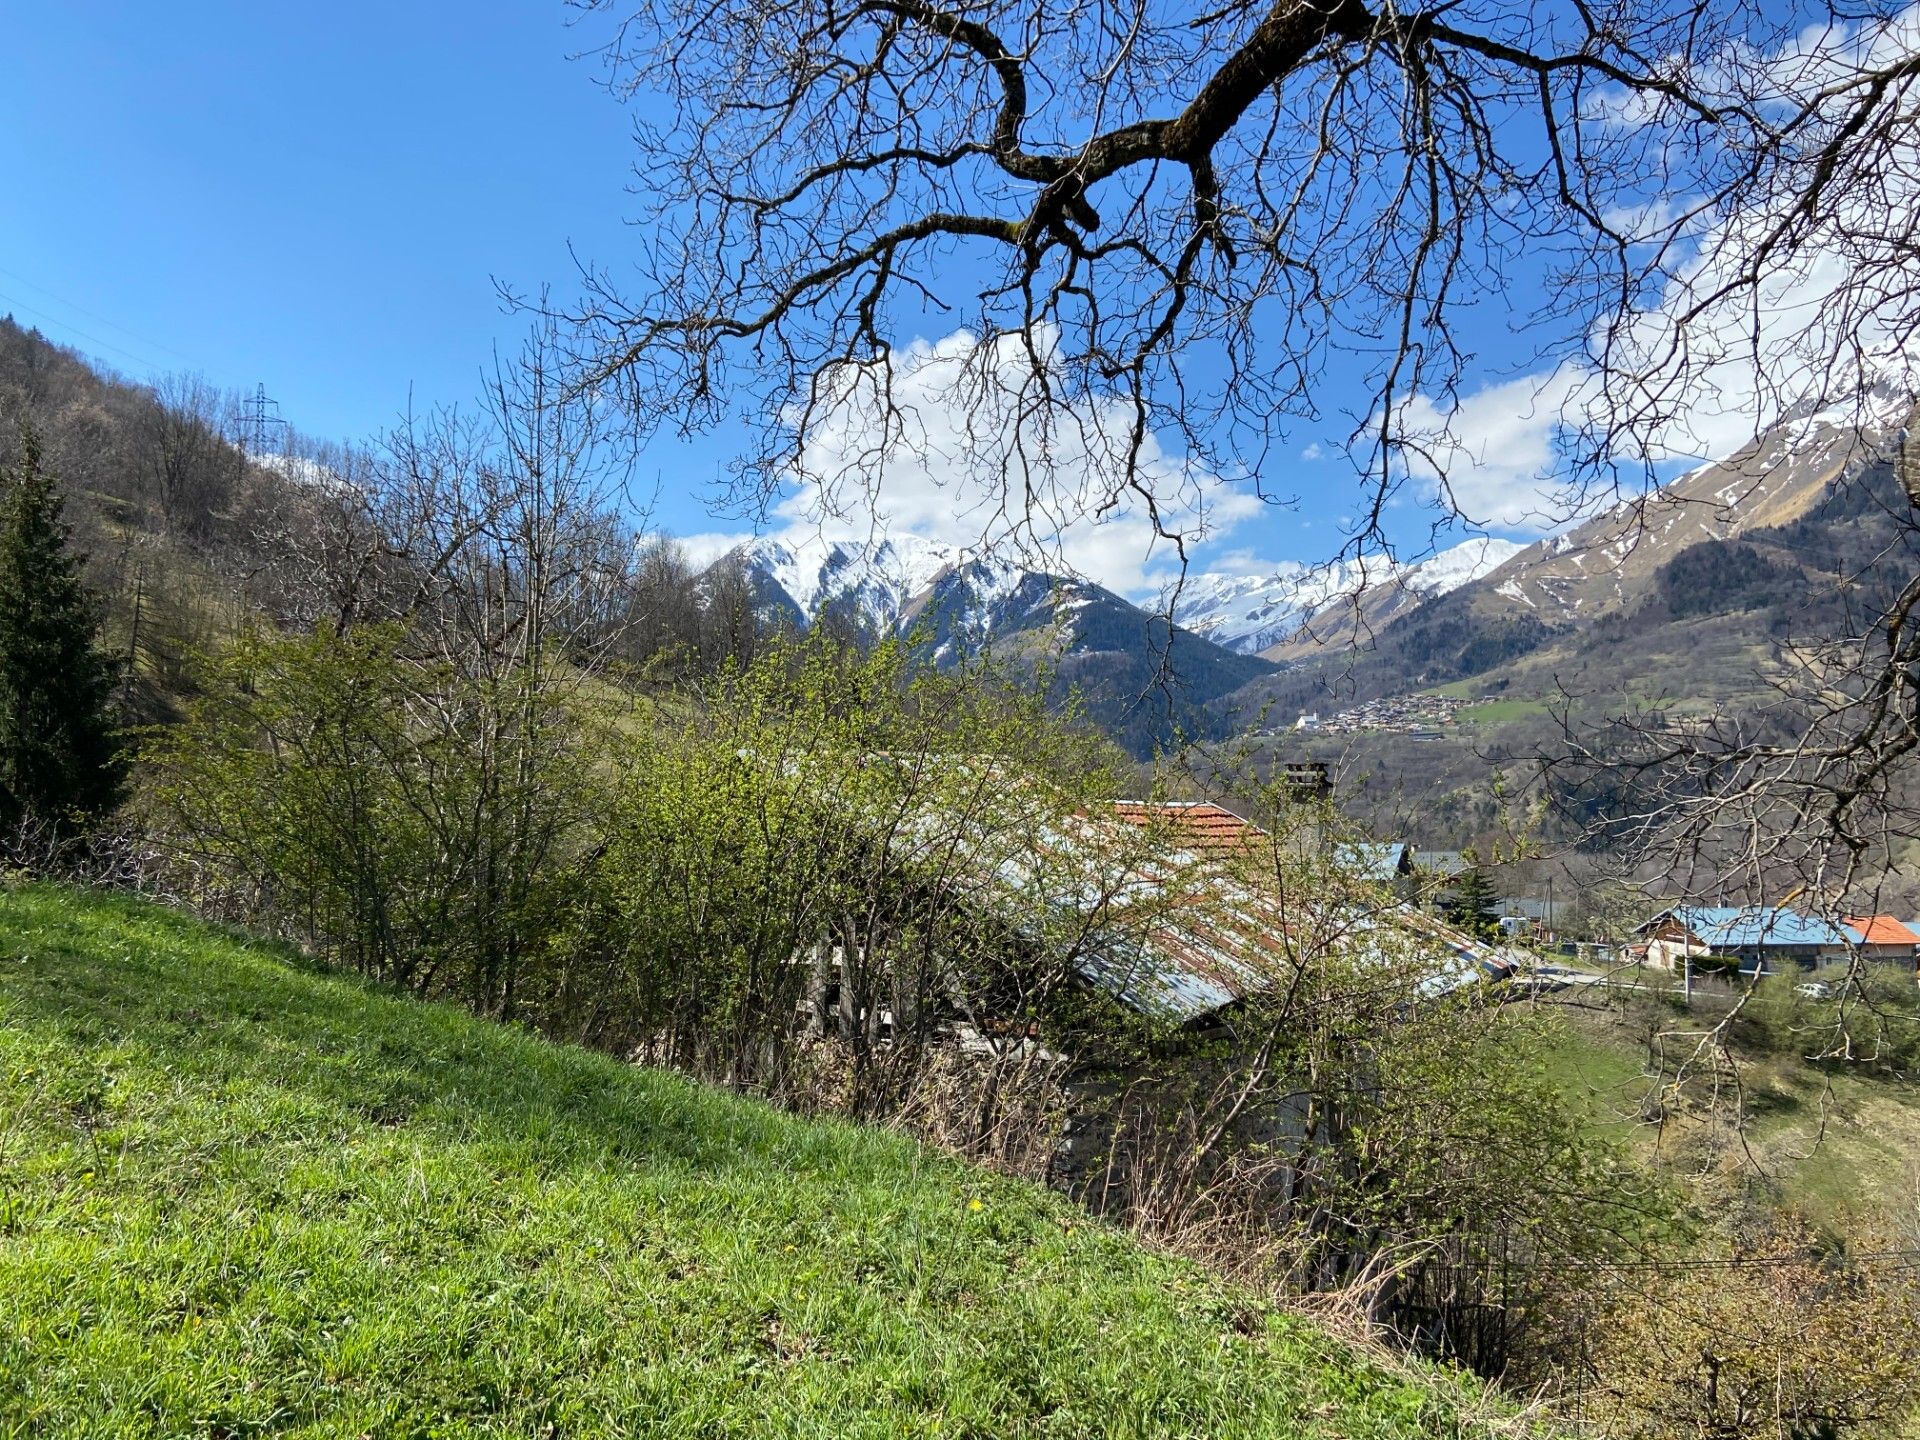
[0,318,1267,757]
[0,317,783,723]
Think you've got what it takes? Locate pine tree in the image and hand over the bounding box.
[0,425,125,848]
[1445,859,1501,942]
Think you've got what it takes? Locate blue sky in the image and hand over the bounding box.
[4,3,1839,594]
[0,6,722,491]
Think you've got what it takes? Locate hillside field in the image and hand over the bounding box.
[1537,990,1920,1223]
[0,883,1487,1438]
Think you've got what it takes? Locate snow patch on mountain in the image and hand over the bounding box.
[712,530,1528,664]
[1171,538,1525,653]
[718,532,1066,644]
[1402,537,1526,595]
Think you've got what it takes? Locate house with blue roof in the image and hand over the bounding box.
[1637,906,1852,974]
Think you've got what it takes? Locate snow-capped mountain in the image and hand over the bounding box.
[1403,537,1529,596]
[1171,538,1525,654]
[1161,563,1362,655]
[721,533,975,635]
[709,529,1526,670]
[700,533,1277,755]
[1463,382,1916,628]
[713,532,1135,654]
[1218,377,1920,737]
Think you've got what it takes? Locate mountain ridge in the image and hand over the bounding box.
[1212,386,1920,841]
[704,533,1277,754]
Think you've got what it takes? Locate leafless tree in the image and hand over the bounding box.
[554,0,1920,1149]
[623,533,707,669]
[138,373,241,538]
[564,0,1920,943]
[558,0,1920,573]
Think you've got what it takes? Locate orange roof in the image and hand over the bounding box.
[1111,801,1265,858]
[1843,915,1920,946]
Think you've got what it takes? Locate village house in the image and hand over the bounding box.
[788,767,1527,1057]
[1335,840,1416,886]
[1635,906,1852,974]
[1841,915,1920,967]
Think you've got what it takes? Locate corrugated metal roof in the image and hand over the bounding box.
[827,777,1506,1027]
[1111,801,1262,858]
[1335,841,1410,880]
[1413,849,1468,875]
[1654,906,1851,948]
[1074,804,1503,1023]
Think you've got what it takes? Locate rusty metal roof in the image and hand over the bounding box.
[1110,800,1265,858]
[1075,802,1500,1023]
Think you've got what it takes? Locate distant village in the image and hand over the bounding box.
[1338,838,1920,984]
[1277,693,1484,738]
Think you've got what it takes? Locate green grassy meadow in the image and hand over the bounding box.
[0,884,1484,1438]
[1536,995,1920,1224]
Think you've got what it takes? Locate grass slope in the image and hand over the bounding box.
[0,885,1481,1438]
[1539,1000,1920,1223]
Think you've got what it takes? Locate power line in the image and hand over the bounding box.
[236,382,290,457]
[0,287,177,376]
[0,263,202,366]
[0,276,295,451]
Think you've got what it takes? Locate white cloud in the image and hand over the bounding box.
[1393,367,1588,534]
[1300,442,1323,461]
[1393,7,1920,524]
[1597,197,1696,245]
[673,531,745,571]
[721,326,1271,599]
[1186,546,1296,580]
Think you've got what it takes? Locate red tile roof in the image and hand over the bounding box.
[1842,915,1920,947]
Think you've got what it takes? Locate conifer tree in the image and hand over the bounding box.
[0,425,125,847]
[1445,859,1502,943]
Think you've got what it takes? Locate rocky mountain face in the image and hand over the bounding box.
[1167,538,1524,656]
[1461,383,1916,630]
[707,383,1919,767]
[1215,385,1920,841]
[1255,539,1529,662]
[718,534,965,636]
